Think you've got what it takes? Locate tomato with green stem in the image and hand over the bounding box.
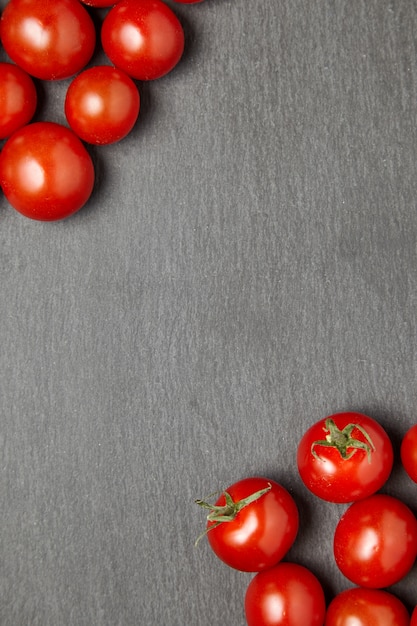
[297,412,394,502]
[333,494,417,588]
[245,562,326,626]
[401,423,417,483]
[195,477,299,572]
[324,587,410,626]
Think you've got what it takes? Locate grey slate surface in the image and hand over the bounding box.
[1,0,417,624]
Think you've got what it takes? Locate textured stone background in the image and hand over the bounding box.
[1,0,416,624]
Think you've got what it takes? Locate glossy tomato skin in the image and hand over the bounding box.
[333,494,417,588]
[0,62,37,138]
[245,562,326,626]
[401,423,417,483]
[206,477,299,572]
[65,65,140,145]
[101,0,185,81]
[80,0,121,6]
[297,412,394,503]
[325,587,410,626]
[0,0,96,80]
[411,606,417,626]
[0,122,95,221]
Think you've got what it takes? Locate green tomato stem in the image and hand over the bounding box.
[311,418,375,462]
[194,483,272,547]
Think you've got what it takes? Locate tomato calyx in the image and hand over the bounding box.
[311,418,376,462]
[194,483,272,546]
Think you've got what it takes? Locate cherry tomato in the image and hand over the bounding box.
[333,493,417,588]
[0,62,37,138]
[401,423,417,483]
[0,0,96,80]
[244,562,326,626]
[80,0,121,6]
[324,587,410,626]
[196,477,299,572]
[297,412,394,502]
[101,0,185,81]
[411,606,417,626]
[65,65,140,145]
[0,122,95,221]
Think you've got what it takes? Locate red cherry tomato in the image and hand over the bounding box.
[0,0,96,80]
[297,412,394,502]
[0,122,95,221]
[0,62,37,138]
[101,0,185,81]
[411,606,417,626]
[401,423,417,483]
[65,65,140,145]
[196,477,299,572]
[245,562,326,626]
[333,494,417,588]
[80,0,121,6]
[324,587,410,626]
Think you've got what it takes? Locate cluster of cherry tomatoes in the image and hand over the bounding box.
[0,0,202,221]
[196,412,417,625]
